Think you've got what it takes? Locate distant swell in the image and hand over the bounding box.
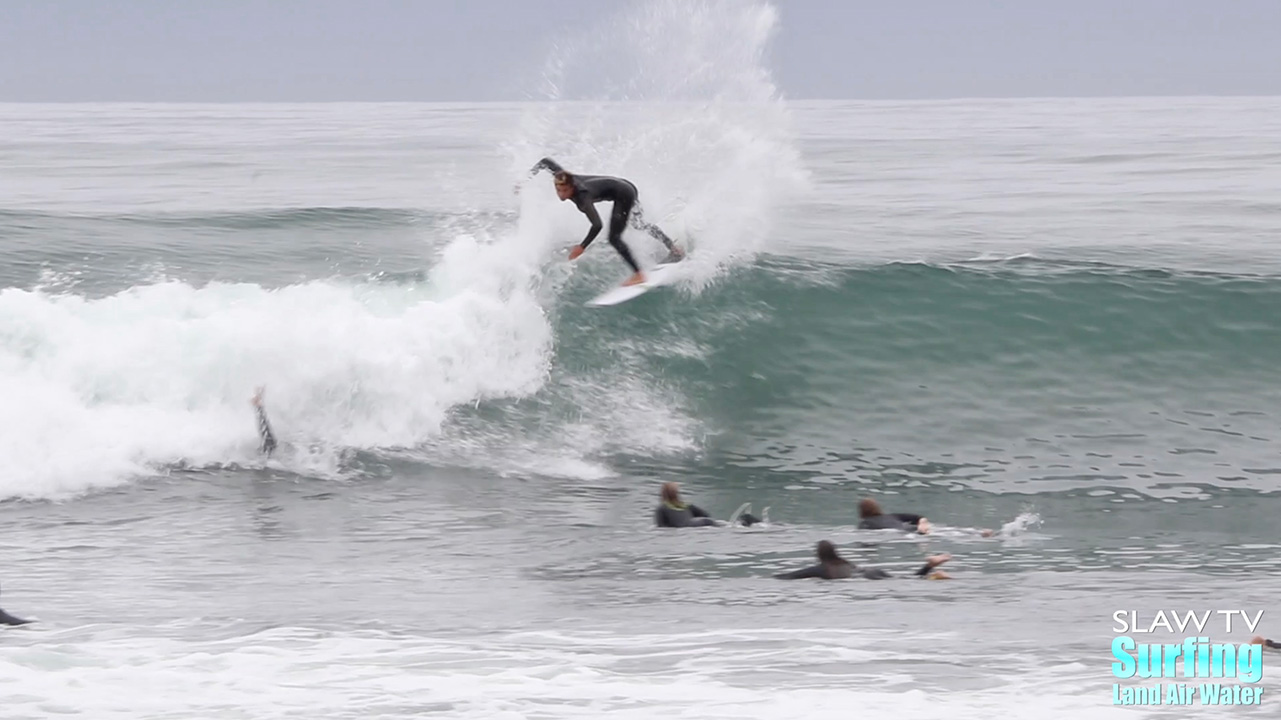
[0,206,471,230]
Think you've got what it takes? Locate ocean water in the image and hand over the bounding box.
[3,2,1281,718]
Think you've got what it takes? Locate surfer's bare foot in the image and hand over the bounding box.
[623,272,647,286]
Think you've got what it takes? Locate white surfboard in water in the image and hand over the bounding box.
[585,263,682,307]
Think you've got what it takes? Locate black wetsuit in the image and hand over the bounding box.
[655,502,722,528]
[858,512,923,532]
[255,403,277,457]
[775,559,936,580]
[530,157,679,274]
[0,584,30,626]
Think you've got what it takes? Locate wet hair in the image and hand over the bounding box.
[816,540,842,563]
[858,498,883,518]
[660,482,681,505]
[553,170,574,186]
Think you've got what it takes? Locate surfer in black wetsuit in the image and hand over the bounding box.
[857,497,996,537]
[774,540,953,580]
[529,157,685,287]
[654,482,761,528]
[857,497,932,534]
[1252,636,1281,650]
[0,582,32,626]
[251,387,277,457]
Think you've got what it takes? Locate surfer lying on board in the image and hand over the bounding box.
[1252,637,1281,650]
[857,497,995,537]
[529,157,685,287]
[251,386,278,457]
[655,482,761,528]
[858,498,932,534]
[775,540,953,581]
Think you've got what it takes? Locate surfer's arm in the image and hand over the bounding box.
[251,387,278,456]
[529,157,564,176]
[892,513,923,525]
[688,504,711,519]
[578,202,604,248]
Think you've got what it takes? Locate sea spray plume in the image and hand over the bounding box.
[505,0,808,284]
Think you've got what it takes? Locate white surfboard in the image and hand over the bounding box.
[585,263,681,307]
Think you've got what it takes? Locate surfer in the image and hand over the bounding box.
[857,498,996,537]
[654,482,761,528]
[774,540,953,580]
[1252,636,1281,650]
[529,157,685,287]
[0,582,31,626]
[251,386,277,457]
[857,498,932,534]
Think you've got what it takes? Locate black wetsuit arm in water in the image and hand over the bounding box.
[688,504,711,519]
[775,564,827,580]
[255,404,277,456]
[893,513,923,525]
[529,157,565,176]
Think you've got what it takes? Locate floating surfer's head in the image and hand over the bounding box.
[660,482,684,509]
[553,171,575,200]
[858,498,883,519]
[815,540,842,563]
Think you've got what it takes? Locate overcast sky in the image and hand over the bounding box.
[2,0,1279,101]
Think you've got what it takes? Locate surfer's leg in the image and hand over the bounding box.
[630,203,685,263]
[608,201,644,278]
[689,517,725,527]
[1251,636,1281,650]
[628,203,678,251]
[913,553,953,579]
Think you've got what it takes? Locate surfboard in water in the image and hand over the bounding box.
[585,263,681,307]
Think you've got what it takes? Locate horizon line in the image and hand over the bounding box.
[1,93,1280,105]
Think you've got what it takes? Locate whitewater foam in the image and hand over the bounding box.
[0,625,1143,720]
[0,267,553,499]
